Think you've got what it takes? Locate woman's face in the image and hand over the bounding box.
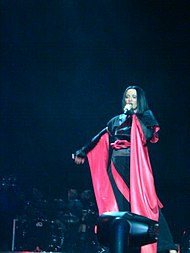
[125,89,137,111]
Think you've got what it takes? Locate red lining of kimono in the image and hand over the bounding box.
[87,132,118,215]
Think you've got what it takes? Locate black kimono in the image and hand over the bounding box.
[74,110,178,253]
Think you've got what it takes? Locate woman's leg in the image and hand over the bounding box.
[109,155,130,211]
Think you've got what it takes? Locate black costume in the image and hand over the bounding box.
[74,110,178,253]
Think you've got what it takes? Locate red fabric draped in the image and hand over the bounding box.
[130,114,162,253]
[87,132,119,215]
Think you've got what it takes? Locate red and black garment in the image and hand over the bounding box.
[75,110,160,253]
[74,110,177,253]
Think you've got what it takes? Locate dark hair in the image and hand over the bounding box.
[122,85,149,114]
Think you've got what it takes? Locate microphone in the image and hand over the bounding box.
[123,103,133,114]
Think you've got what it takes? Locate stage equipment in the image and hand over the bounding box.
[12,217,65,252]
[96,211,159,253]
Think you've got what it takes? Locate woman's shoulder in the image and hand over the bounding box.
[141,109,154,117]
[140,110,159,126]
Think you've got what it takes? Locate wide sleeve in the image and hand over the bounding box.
[74,127,108,158]
[138,110,160,143]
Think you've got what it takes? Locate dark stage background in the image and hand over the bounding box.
[0,0,189,248]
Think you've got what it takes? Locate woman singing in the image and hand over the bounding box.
[72,85,178,253]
